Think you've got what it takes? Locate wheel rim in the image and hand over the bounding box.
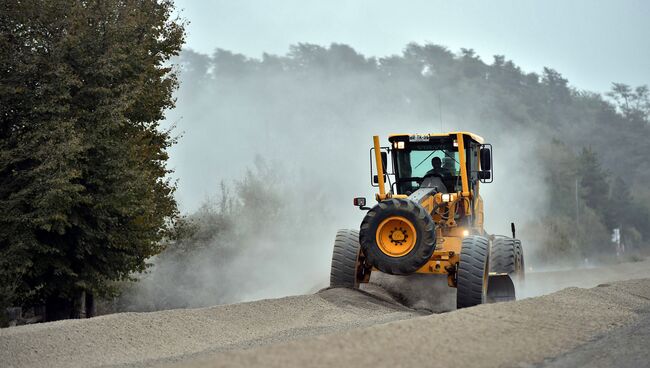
[375,216,417,257]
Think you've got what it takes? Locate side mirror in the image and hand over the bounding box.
[369,146,390,187]
[380,151,388,172]
[480,148,491,171]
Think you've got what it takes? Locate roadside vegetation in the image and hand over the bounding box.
[0,0,185,322]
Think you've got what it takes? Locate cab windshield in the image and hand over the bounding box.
[394,141,462,194]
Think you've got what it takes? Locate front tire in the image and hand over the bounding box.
[457,235,490,309]
[359,198,436,275]
[330,229,369,288]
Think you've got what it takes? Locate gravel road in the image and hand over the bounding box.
[173,278,650,368]
[2,258,650,368]
[540,308,650,368]
[0,286,421,368]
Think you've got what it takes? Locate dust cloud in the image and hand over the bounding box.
[122,46,553,311]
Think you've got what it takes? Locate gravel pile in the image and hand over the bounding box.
[175,278,650,368]
[2,259,650,368]
[0,287,422,368]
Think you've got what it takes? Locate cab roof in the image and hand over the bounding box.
[388,132,485,144]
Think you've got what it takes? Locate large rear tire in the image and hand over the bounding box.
[359,198,436,275]
[490,237,516,274]
[330,229,369,288]
[514,239,525,282]
[487,237,525,302]
[457,235,490,309]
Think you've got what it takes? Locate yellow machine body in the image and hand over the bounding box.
[372,132,488,287]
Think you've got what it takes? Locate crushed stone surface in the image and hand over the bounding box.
[0,287,421,368]
[2,259,650,368]
[175,278,650,368]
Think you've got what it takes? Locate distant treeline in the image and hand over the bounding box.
[172,43,649,265]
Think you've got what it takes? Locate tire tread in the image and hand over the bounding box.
[330,229,362,288]
[457,235,489,309]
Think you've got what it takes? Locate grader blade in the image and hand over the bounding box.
[486,274,516,303]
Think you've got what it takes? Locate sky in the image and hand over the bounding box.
[173,0,649,94]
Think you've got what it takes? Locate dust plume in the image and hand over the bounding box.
[118,44,613,311]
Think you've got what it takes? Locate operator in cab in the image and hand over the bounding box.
[425,157,449,178]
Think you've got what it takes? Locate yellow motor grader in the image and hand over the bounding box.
[330,132,524,309]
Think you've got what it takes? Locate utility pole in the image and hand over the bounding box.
[575,178,580,247]
[438,93,443,132]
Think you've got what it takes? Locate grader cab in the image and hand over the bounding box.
[330,132,524,309]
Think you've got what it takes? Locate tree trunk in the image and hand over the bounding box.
[71,290,86,319]
[85,291,95,318]
[45,295,73,321]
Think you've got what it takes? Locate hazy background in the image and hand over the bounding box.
[174,0,650,94]
[116,1,650,311]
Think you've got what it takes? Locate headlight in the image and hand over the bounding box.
[441,193,451,202]
[462,230,470,237]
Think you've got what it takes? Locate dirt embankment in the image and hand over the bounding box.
[174,277,650,368]
[0,286,421,368]
[2,259,650,368]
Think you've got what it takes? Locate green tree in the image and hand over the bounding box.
[610,176,650,247]
[576,147,611,227]
[0,0,185,320]
[459,48,484,78]
[607,83,649,125]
